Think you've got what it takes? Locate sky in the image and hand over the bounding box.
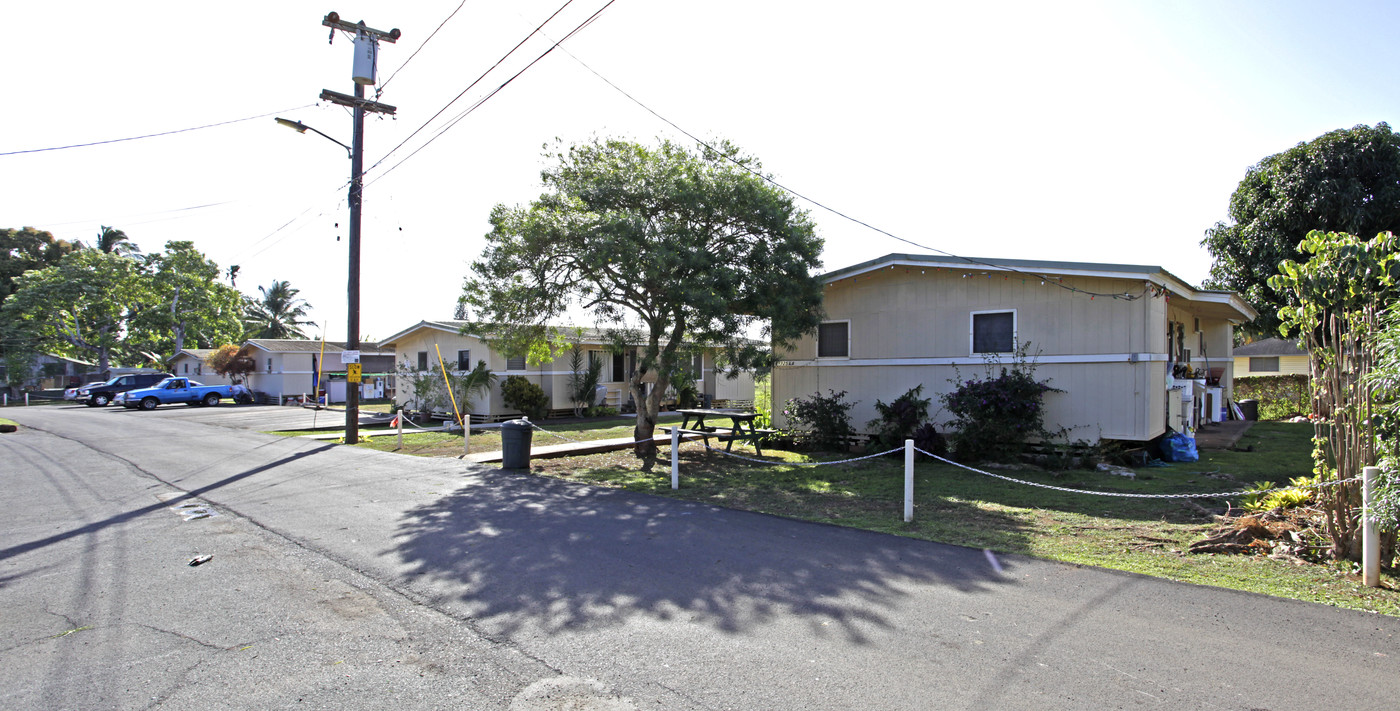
[4,1,1399,344]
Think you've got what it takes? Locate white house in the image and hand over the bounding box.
[377,320,756,419]
[772,254,1258,443]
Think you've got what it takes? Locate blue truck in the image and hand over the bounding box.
[117,377,239,410]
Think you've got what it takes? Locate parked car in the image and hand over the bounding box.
[79,373,173,407]
[117,377,238,410]
[64,381,105,401]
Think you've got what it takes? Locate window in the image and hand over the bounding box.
[267,358,273,373]
[972,311,1015,354]
[183,363,189,373]
[1250,356,1280,373]
[195,364,202,375]
[690,353,703,380]
[817,321,849,358]
[507,355,527,370]
[612,352,625,382]
[417,351,428,371]
[457,349,471,371]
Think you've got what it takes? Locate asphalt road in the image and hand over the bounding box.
[2,403,1396,710]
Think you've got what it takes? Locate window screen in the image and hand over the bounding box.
[817,322,849,358]
[612,353,625,382]
[972,312,1014,354]
[507,355,527,370]
[1250,356,1279,373]
[416,351,428,371]
[457,349,471,371]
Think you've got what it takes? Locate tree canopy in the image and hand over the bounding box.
[2,249,148,374]
[128,241,245,358]
[243,280,316,339]
[464,137,825,455]
[0,227,77,305]
[1202,122,1400,336]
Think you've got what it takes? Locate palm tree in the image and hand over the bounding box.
[88,226,138,255]
[243,279,316,339]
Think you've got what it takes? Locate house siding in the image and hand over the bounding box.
[1232,354,1310,377]
[381,323,754,417]
[774,266,1242,443]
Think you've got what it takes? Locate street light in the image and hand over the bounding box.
[274,115,360,441]
[274,118,351,157]
[276,13,399,447]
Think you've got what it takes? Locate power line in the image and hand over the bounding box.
[375,0,468,97]
[0,106,315,157]
[555,45,1153,302]
[361,0,587,180]
[365,1,615,187]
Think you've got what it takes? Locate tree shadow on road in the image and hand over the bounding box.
[392,471,1019,643]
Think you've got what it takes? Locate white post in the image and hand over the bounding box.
[671,426,680,490]
[25,393,30,406]
[464,415,470,455]
[904,439,914,522]
[1363,465,1380,588]
[3,392,7,406]
[396,408,404,450]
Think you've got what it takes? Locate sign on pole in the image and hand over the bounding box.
[347,363,362,383]
[341,350,361,364]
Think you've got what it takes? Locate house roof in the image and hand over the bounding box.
[41,353,94,366]
[377,320,747,350]
[822,253,1259,323]
[1233,337,1307,357]
[165,348,217,364]
[239,339,394,356]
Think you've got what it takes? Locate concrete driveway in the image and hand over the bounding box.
[1,405,1396,710]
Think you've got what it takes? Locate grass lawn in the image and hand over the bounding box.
[350,414,685,456]
[519,421,1399,616]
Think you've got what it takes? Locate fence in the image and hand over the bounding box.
[666,428,1385,588]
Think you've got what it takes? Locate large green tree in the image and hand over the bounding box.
[243,280,316,339]
[464,138,825,457]
[1202,123,1400,336]
[127,241,244,359]
[0,227,78,304]
[2,250,148,374]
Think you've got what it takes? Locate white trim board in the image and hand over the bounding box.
[777,353,1171,367]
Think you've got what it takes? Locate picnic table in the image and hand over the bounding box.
[672,408,776,456]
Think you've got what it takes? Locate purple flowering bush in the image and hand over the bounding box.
[941,352,1061,462]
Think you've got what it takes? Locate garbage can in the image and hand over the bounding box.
[501,419,534,469]
[1238,399,1259,421]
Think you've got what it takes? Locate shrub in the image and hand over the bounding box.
[1233,374,1309,420]
[782,389,857,452]
[1242,475,1318,512]
[867,384,933,453]
[502,375,548,419]
[941,346,1061,462]
[753,375,772,429]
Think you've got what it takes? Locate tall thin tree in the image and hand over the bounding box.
[244,280,316,339]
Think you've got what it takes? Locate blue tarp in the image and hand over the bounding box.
[1162,431,1199,462]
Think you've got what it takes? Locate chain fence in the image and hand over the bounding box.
[684,431,1361,501]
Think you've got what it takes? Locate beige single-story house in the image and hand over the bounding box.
[166,349,231,385]
[377,320,755,419]
[1232,337,1309,378]
[772,254,1258,443]
[238,339,396,403]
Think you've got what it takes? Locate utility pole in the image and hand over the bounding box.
[318,11,399,445]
